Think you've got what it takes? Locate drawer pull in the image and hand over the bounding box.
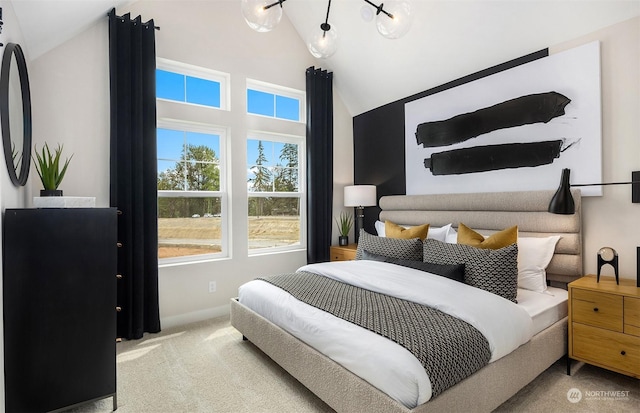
[116,306,122,312]
[621,350,626,356]
[593,307,599,312]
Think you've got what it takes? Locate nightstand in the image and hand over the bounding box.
[568,275,640,378]
[330,244,357,261]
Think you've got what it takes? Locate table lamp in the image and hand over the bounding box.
[344,185,376,243]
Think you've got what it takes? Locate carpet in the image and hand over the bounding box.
[69,316,639,412]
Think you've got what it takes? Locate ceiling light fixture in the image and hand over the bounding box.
[241,0,412,59]
[241,0,286,33]
[307,0,338,59]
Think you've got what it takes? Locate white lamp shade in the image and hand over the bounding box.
[344,185,377,207]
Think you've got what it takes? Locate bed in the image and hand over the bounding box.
[230,189,582,413]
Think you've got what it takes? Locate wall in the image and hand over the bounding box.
[27,0,353,329]
[353,17,640,281]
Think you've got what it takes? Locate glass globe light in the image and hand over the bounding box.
[307,24,338,59]
[376,0,412,39]
[241,0,283,33]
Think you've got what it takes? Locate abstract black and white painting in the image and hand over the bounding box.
[405,41,602,196]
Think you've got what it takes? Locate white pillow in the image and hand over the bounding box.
[428,223,452,242]
[445,227,458,243]
[517,236,561,293]
[374,220,453,242]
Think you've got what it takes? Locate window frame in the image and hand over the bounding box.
[157,118,229,264]
[157,58,231,111]
[247,130,306,255]
[246,79,305,123]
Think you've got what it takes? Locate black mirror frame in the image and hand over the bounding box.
[0,43,32,186]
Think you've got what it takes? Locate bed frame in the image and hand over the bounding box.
[231,189,583,412]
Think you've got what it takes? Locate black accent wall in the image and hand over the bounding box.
[353,49,549,234]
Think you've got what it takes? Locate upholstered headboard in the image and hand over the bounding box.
[379,189,582,286]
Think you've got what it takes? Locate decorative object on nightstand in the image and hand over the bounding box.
[548,168,640,287]
[335,211,353,246]
[597,247,619,284]
[330,244,357,261]
[344,184,376,243]
[568,275,640,378]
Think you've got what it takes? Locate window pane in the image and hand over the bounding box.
[274,142,299,192]
[185,132,220,160]
[247,89,274,116]
[158,161,186,190]
[178,132,221,191]
[275,95,300,121]
[156,70,185,101]
[158,197,222,259]
[186,76,221,107]
[157,128,185,162]
[247,139,275,192]
[248,197,300,250]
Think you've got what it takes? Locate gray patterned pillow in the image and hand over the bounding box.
[422,239,518,302]
[356,229,423,261]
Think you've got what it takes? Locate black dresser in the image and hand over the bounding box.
[3,208,117,412]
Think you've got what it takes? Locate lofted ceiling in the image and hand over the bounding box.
[8,0,640,116]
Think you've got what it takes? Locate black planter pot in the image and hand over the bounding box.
[40,189,63,197]
[338,235,349,246]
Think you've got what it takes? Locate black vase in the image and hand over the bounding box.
[338,235,348,246]
[40,189,63,197]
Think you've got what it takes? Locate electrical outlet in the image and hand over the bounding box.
[208,281,217,293]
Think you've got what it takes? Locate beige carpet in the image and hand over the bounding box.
[70,316,639,413]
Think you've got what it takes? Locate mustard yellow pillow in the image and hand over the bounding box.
[457,223,518,249]
[385,221,429,241]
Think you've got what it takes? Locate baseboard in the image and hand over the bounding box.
[160,304,230,330]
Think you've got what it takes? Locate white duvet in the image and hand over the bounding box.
[238,260,534,408]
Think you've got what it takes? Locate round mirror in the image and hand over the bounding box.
[1,43,32,186]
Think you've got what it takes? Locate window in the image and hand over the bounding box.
[156,58,230,110]
[247,132,305,252]
[247,79,304,122]
[157,120,227,262]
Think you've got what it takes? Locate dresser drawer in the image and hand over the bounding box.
[572,322,640,376]
[572,289,623,331]
[624,297,640,337]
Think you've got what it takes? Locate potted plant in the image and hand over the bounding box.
[33,143,73,196]
[335,211,353,246]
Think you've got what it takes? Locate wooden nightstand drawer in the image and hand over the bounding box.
[331,249,348,261]
[573,322,640,376]
[572,289,623,331]
[624,297,640,336]
[330,244,357,262]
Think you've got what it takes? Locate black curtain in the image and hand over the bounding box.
[108,9,161,339]
[306,67,333,264]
